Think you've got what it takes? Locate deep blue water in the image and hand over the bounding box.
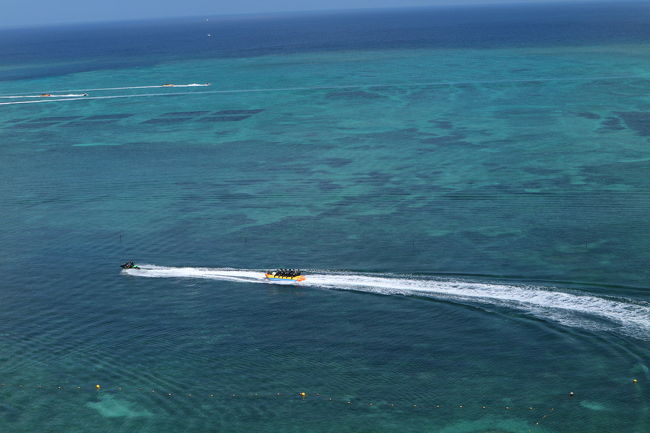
[2,1,650,80]
[1,2,650,432]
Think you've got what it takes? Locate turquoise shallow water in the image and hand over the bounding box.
[1,3,650,432]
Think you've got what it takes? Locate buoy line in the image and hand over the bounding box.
[1,379,642,431]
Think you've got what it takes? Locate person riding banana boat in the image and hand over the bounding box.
[264,269,305,282]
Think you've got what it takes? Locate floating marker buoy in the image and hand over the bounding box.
[95,384,101,390]
[633,379,639,383]
[299,392,307,398]
[568,392,575,398]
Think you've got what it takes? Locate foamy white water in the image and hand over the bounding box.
[124,265,650,339]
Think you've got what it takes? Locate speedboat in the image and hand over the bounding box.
[120,261,140,270]
[265,269,305,282]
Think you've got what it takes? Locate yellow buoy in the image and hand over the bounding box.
[299,392,307,398]
[95,384,101,390]
[633,378,639,384]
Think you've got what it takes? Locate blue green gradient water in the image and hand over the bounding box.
[1,3,650,432]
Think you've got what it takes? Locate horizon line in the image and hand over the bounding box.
[0,0,624,32]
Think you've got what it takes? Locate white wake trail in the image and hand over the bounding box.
[124,265,264,284]
[125,265,650,340]
[0,92,194,106]
[0,83,210,97]
[0,93,88,99]
[0,98,82,106]
[0,75,641,103]
[63,83,211,92]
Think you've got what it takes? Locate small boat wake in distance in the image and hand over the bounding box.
[0,93,88,99]
[121,264,650,340]
[0,84,209,99]
[160,83,210,87]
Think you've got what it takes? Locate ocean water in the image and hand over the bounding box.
[1,2,650,432]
